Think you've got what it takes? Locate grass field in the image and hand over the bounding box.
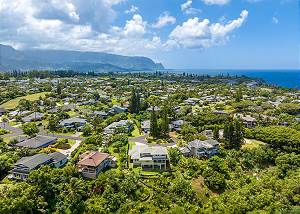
[242,139,265,149]
[131,125,142,137]
[0,92,49,110]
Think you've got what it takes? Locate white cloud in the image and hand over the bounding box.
[152,12,176,28]
[0,0,163,55]
[201,0,230,5]
[168,10,248,49]
[181,0,201,15]
[123,14,146,36]
[272,16,279,24]
[125,5,139,14]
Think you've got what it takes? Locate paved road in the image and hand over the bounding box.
[0,122,23,137]
[0,122,83,141]
[129,134,176,147]
[58,140,82,156]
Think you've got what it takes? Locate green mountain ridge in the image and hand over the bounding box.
[0,44,164,72]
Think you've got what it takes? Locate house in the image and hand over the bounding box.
[203,130,213,139]
[129,145,169,170]
[171,120,187,131]
[184,98,200,106]
[93,111,108,119]
[49,152,68,168]
[48,107,58,114]
[213,110,228,115]
[9,153,53,180]
[9,152,67,180]
[141,120,150,134]
[238,115,256,128]
[16,136,57,149]
[147,106,161,112]
[9,110,30,118]
[103,120,133,135]
[246,81,259,88]
[184,139,220,158]
[22,112,44,122]
[109,105,128,114]
[61,103,76,111]
[77,151,115,179]
[60,117,87,129]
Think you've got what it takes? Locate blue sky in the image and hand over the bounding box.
[0,0,298,69]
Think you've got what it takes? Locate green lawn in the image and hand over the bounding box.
[242,139,265,149]
[48,131,76,137]
[131,125,142,137]
[68,139,76,146]
[3,135,26,143]
[0,92,49,110]
[67,110,78,117]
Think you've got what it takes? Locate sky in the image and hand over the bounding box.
[0,0,299,69]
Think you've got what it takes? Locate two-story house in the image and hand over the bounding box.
[129,145,169,170]
[103,120,133,135]
[9,152,67,180]
[184,139,220,158]
[77,151,115,179]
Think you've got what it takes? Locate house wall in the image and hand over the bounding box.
[53,158,68,168]
[79,159,110,179]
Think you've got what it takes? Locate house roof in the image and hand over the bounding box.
[16,136,57,149]
[188,139,220,149]
[49,152,67,163]
[60,117,87,125]
[104,120,132,130]
[15,153,52,170]
[22,112,44,122]
[129,145,167,159]
[141,120,150,129]
[78,151,110,167]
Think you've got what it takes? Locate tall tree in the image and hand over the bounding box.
[213,125,220,140]
[150,107,159,138]
[235,87,243,102]
[233,120,243,149]
[160,106,169,136]
[224,120,243,149]
[129,88,140,114]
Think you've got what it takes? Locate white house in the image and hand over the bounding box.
[129,145,169,170]
[180,139,220,158]
[103,120,133,135]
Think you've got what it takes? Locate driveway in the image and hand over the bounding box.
[58,140,82,156]
[129,134,176,147]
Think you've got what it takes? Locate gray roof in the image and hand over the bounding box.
[16,136,57,149]
[104,120,132,130]
[171,120,187,126]
[49,152,67,163]
[15,153,52,170]
[60,117,87,126]
[129,145,167,159]
[22,112,44,122]
[188,139,220,149]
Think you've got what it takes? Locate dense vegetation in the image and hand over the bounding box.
[0,72,300,213]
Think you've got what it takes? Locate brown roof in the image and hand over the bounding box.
[78,151,109,167]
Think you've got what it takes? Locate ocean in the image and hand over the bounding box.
[168,69,300,89]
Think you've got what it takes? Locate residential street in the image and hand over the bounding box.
[0,122,83,141]
[129,134,176,147]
